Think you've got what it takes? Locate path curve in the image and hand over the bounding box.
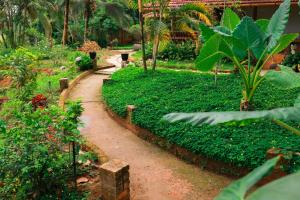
[69,55,233,200]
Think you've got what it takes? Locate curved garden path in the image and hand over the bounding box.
[69,53,233,200]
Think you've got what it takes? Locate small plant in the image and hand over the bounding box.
[31,94,48,110]
[282,52,300,72]
[75,55,93,71]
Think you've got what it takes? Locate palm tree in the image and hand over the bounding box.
[167,3,213,54]
[83,0,97,41]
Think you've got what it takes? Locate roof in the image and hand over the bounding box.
[143,0,299,11]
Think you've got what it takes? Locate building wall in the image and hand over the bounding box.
[243,5,300,34]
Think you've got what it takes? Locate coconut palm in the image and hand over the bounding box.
[166,3,213,54]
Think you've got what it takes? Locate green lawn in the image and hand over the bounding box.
[102,67,300,173]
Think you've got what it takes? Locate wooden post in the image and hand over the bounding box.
[60,78,69,91]
[138,0,147,71]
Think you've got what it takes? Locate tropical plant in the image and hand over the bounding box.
[166,3,213,54]
[214,156,300,200]
[164,66,300,135]
[196,0,298,110]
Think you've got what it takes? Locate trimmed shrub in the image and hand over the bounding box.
[75,55,93,71]
[102,67,300,172]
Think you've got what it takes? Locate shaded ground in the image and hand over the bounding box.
[68,55,233,200]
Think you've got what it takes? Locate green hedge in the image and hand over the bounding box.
[102,67,300,172]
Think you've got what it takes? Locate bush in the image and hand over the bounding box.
[75,54,93,71]
[282,52,300,71]
[146,40,197,61]
[102,67,300,172]
[0,102,83,199]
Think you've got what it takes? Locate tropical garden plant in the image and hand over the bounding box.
[196,0,298,110]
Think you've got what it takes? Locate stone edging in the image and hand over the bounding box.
[58,70,109,164]
[103,102,287,182]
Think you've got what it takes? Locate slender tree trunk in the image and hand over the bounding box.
[152,8,163,71]
[1,33,8,48]
[62,0,70,47]
[138,0,147,71]
[84,0,90,42]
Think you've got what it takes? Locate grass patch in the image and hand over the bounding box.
[102,67,300,172]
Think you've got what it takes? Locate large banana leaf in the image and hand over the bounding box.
[232,16,265,59]
[270,33,299,55]
[221,8,240,31]
[255,19,269,33]
[215,157,280,200]
[267,0,291,51]
[199,23,215,42]
[265,66,300,89]
[195,34,233,71]
[163,106,300,126]
[247,172,300,200]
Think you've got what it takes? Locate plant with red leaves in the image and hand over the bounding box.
[31,94,48,110]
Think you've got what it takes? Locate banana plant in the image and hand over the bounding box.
[196,0,298,110]
[164,64,300,133]
[214,156,300,200]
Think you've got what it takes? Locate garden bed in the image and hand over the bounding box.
[102,67,300,173]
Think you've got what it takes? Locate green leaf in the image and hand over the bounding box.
[163,107,300,126]
[267,0,291,51]
[221,8,241,31]
[255,19,270,33]
[265,66,300,89]
[214,157,280,200]
[232,16,265,59]
[214,26,232,36]
[247,172,300,200]
[196,34,233,71]
[199,23,215,42]
[271,33,299,55]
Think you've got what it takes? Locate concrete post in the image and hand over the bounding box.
[126,105,136,124]
[100,159,130,200]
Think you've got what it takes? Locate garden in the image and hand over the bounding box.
[1,0,300,199]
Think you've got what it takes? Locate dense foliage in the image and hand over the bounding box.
[102,67,300,172]
[283,52,300,72]
[145,40,197,61]
[75,55,93,71]
[0,102,83,199]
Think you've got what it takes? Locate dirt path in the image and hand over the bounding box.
[69,56,233,200]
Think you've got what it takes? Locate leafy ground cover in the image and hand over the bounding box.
[102,67,300,172]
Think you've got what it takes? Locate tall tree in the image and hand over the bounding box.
[138,0,147,71]
[62,0,70,46]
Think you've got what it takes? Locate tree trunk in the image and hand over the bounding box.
[138,0,147,71]
[152,36,160,71]
[152,7,163,71]
[84,0,90,42]
[62,0,70,47]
